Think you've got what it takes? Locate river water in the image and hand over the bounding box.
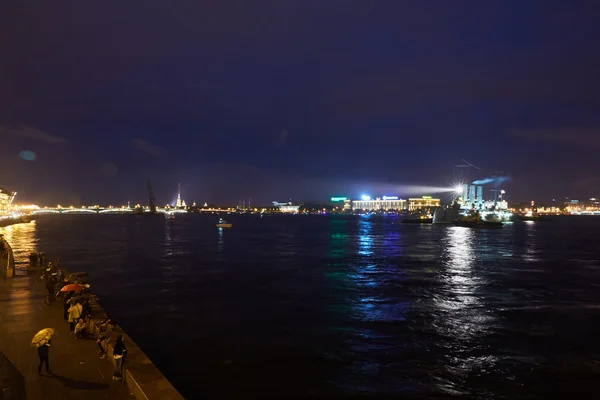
[2,214,600,398]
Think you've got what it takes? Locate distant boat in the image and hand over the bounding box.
[216,218,232,228]
[453,220,503,229]
[518,212,553,221]
[401,217,433,224]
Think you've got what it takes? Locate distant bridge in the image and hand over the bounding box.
[32,208,135,215]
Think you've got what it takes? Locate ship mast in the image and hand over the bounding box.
[147,178,157,213]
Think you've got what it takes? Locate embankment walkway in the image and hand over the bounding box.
[0,274,134,399]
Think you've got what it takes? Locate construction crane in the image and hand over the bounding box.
[147,178,157,213]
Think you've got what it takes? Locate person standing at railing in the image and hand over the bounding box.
[112,335,127,381]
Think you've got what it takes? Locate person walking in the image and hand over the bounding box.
[37,339,52,376]
[112,335,127,381]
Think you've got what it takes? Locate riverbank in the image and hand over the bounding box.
[36,260,184,400]
[85,289,184,399]
[0,259,184,399]
[0,273,134,399]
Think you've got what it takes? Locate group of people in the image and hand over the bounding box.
[42,261,64,303]
[34,254,128,381]
[29,251,48,268]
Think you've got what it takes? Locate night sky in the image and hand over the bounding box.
[2,1,599,206]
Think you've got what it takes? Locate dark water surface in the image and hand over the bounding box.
[4,215,600,398]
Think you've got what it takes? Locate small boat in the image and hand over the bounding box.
[518,215,553,221]
[216,218,232,228]
[518,211,553,221]
[401,218,433,224]
[453,220,503,229]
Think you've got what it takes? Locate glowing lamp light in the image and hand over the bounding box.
[454,185,463,194]
[382,196,398,200]
[361,195,371,201]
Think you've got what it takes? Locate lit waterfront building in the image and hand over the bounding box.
[0,187,16,217]
[351,196,406,211]
[330,197,352,212]
[408,196,440,211]
[273,201,299,213]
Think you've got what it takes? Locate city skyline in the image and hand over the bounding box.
[8,181,600,210]
[2,2,600,204]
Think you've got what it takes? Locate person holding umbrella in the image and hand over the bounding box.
[31,328,54,375]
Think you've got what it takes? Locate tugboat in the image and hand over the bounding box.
[518,205,553,221]
[401,210,433,224]
[519,214,553,221]
[453,211,503,228]
[216,218,232,228]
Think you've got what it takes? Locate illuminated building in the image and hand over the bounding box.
[408,196,441,211]
[351,196,406,211]
[176,183,183,208]
[330,197,352,211]
[0,187,16,217]
[273,201,299,213]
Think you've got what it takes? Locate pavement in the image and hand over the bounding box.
[0,273,134,399]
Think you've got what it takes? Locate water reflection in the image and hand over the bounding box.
[523,221,540,262]
[381,228,401,259]
[217,227,225,253]
[434,227,497,395]
[327,219,349,260]
[331,217,410,394]
[357,219,373,256]
[162,219,176,276]
[352,219,408,321]
[0,222,38,275]
[165,219,173,246]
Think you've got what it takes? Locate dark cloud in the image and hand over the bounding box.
[0,125,67,143]
[2,1,600,204]
[276,129,289,145]
[132,138,165,157]
[509,128,600,147]
[100,162,119,177]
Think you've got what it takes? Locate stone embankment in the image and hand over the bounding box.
[0,235,184,400]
